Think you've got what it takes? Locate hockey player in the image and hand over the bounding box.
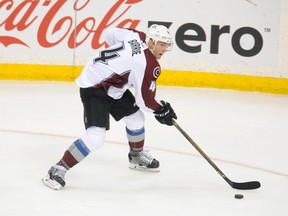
[42,24,177,190]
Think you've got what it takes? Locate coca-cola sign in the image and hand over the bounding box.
[0,0,142,49]
[0,0,280,72]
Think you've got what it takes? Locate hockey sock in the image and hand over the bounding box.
[126,127,145,154]
[57,127,105,169]
[58,139,90,170]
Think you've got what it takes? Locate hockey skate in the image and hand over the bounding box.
[42,165,67,190]
[128,150,160,172]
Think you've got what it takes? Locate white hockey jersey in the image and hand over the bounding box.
[76,28,162,112]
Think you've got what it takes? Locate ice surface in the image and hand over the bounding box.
[0,81,287,216]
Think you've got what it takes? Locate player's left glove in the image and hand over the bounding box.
[154,100,177,126]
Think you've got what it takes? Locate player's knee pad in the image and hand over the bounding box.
[123,110,145,130]
[81,126,106,152]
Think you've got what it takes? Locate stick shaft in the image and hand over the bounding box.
[172,119,228,180]
[172,119,261,190]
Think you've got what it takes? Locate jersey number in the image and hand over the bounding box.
[93,43,124,65]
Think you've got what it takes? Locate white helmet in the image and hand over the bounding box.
[146,24,173,51]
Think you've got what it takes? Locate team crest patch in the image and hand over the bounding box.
[153,67,160,78]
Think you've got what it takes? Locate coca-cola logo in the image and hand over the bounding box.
[0,0,142,49]
[1,1,266,58]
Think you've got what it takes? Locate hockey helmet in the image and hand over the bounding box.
[146,24,173,51]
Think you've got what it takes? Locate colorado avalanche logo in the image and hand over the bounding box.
[153,67,161,78]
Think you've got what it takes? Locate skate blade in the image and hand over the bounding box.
[42,175,63,190]
[129,164,160,173]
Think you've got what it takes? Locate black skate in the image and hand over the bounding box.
[42,165,67,190]
[128,150,160,172]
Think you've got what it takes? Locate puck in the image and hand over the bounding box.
[234,194,244,199]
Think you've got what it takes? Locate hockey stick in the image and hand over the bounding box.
[172,119,261,190]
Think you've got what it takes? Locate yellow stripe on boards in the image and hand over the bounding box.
[158,70,288,95]
[0,64,78,81]
[0,64,288,95]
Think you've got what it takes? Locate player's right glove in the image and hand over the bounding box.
[154,100,177,126]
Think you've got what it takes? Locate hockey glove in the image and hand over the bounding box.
[154,101,177,126]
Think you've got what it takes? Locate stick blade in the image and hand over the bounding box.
[231,181,261,190]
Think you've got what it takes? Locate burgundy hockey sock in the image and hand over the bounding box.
[126,127,145,154]
[57,139,90,169]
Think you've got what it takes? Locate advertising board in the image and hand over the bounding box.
[0,0,287,93]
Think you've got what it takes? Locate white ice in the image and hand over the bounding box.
[0,81,287,216]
